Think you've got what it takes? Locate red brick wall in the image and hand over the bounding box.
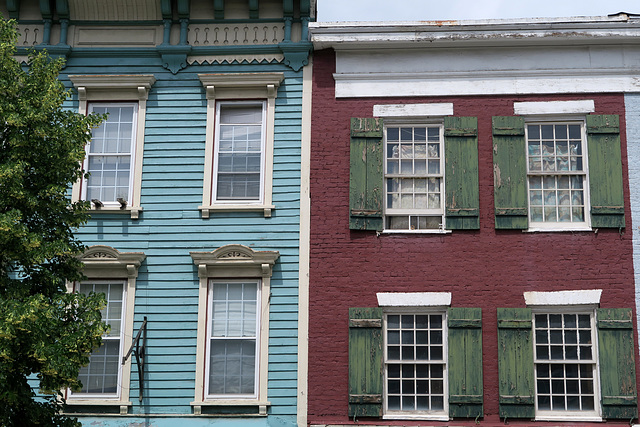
[308,48,637,426]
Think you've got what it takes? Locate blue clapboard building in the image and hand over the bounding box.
[7,0,313,425]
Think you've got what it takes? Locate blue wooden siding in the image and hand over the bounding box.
[61,55,303,424]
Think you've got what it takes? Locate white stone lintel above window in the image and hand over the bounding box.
[514,100,595,115]
[373,103,453,118]
[524,289,602,306]
[377,292,452,307]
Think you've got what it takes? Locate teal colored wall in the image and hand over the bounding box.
[59,55,303,424]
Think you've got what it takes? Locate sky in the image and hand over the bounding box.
[316,0,640,22]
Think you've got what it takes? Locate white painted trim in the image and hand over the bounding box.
[334,74,640,98]
[373,103,453,118]
[514,100,595,115]
[524,289,602,306]
[297,59,312,427]
[66,246,146,410]
[377,292,452,307]
[68,75,155,219]
[197,73,283,218]
[190,245,279,408]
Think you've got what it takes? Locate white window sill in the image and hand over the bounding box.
[199,204,275,218]
[381,229,452,234]
[524,226,592,233]
[535,415,602,422]
[383,413,449,421]
[88,206,142,220]
[190,400,270,416]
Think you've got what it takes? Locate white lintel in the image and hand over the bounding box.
[524,289,602,306]
[373,103,453,118]
[514,100,595,115]
[377,292,452,307]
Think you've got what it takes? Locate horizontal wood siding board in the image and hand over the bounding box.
[64,58,302,416]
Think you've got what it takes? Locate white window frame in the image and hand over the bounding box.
[71,280,126,400]
[525,289,603,422]
[377,292,452,421]
[531,307,601,421]
[198,73,284,218]
[190,244,279,416]
[382,308,449,421]
[374,103,453,234]
[82,102,138,208]
[212,101,267,204]
[514,100,594,232]
[205,279,261,399]
[65,245,145,414]
[69,75,156,219]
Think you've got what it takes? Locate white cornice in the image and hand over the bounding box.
[310,15,640,49]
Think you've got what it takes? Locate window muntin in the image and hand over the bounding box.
[385,125,444,231]
[533,312,599,417]
[384,312,447,416]
[526,122,588,227]
[74,280,126,397]
[83,103,137,205]
[206,280,260,398]
[213,102,266,203]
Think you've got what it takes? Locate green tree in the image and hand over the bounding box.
[0,18,107,426]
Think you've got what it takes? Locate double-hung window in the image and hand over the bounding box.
[74,280,126,397]
[69,74,155,219]
[350,104,480,232]
[498,290,638,421]
[66,245,145,412]
[533,311,598,417]
[385,125,444,231]
[84,103,137,206]
[207,280,260,398]
[190,244,279,415]
[384,312,447,418]
[526,122,588,228]
[349,293,483,421]
[213,103,266,203]
[198,73,283,218]
[493,101,625,230]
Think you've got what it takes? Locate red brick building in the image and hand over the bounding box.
[307,17,640,426]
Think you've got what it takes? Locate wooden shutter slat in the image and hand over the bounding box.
[497,307,535,419]
[349,118,383,231]
[587,115,625,229]
[597,308,638,419]
[444,117,480,230]
[448,307,483,418]
[492,117,528,229]
[348,307,383,418]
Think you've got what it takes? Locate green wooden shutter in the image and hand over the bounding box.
[597,308,637,419]
[348,307,383,417]
[492,117,528,229]
[497,308,535,419]
[350,118,384,231]
[448,307,483,418]
[586,115,625,229]
[444,117,480,230]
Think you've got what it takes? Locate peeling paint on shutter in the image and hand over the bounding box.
[597,308,637,419]
[492,117,528,229]
[497,307,535,419]
[348,307,383,418]
[350,118,383,231]
[586,115,625,229]
[448,307,483,418]
[444,117,480,230]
